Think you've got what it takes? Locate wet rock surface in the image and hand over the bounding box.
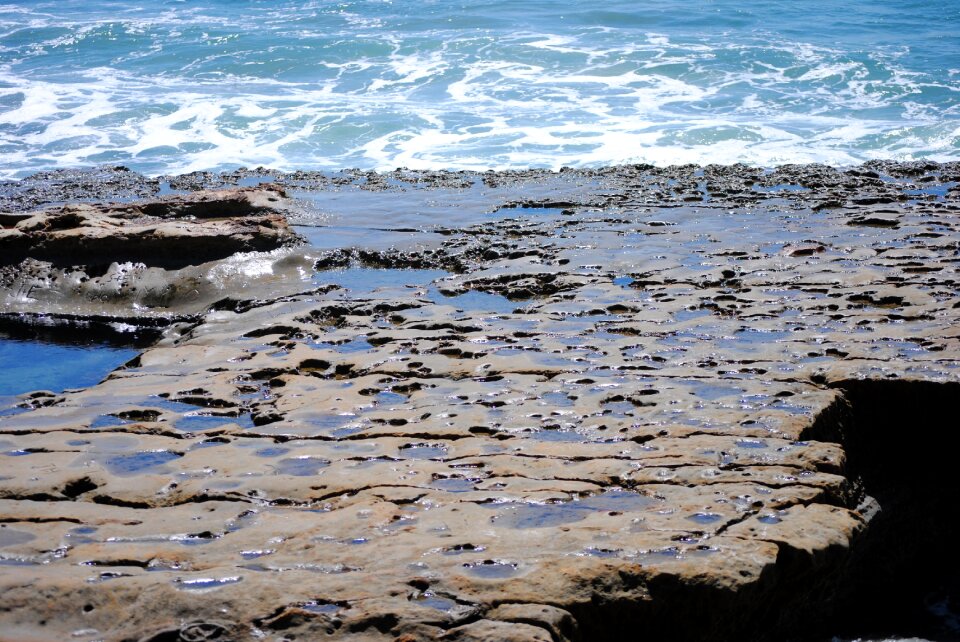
[1,162,959,641]
[1,187,310,336]
[0,187,300,268]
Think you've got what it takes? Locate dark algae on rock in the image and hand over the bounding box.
[1,162,959,641]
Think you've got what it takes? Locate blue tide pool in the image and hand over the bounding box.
[0,337,137,397]
[0,0,957,178]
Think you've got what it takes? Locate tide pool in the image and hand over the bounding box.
[0,337,137,397]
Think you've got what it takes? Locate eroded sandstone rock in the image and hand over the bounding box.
[1,162,959,641]
[0,187,301,269]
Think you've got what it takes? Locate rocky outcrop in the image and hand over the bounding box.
[0,187,301,269]
[1,163,959,642]
[0,187,310,338]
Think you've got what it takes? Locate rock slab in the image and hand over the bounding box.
[1,162,959,642]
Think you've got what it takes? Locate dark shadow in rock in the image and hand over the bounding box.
[809,378,960,642]
[0,315,163,349]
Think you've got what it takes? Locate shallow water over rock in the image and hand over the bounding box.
[314,267,450,295]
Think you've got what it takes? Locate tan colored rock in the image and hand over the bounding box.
[2,163,959,641]
[0,187,301,268]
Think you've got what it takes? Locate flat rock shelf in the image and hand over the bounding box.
[0,162,959,642]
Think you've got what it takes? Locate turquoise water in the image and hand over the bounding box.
[0,0,958,177]
[0,338,137,396]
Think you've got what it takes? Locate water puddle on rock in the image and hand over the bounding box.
[399,443,449,460]
[426,288,517,314]
[430,477,477,492]
[0,528,36,548]
[540,392,576,407]
[297,413,359,437]
[253,446,290,458]
[491,206,568,218]
[679,379,746,401]
[273,456,331,476]
[64,526,98,544]
[322,338,374,353]
[291,182,512,231]
[687,512,724,525]
[462,560,520,579]
[174,413,255,432]
[89,414,132,429]
[413,592,459,611]
[0,395,32,418]
[0,337,137,397]
[172,576,242,591]
[904,182,957,199]
[300,602,343,615]
[293,224,447,251]
[490,490,659,529]
[137,396,201,414]
[524,429,594,443]
[102,450,183,476]
[314,268,449,295]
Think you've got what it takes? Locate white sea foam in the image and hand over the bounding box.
[0,2,957,178]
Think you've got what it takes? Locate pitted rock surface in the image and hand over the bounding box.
[0,187,300,268]
[1,162,959,642]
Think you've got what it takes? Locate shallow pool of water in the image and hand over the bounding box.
[294,224,445,251]
[490,206,568,218]
[103,450,183,477]
[0,337,138,397]
[314,267,449,294]
[426,288,517,314]
[491,490,659,529]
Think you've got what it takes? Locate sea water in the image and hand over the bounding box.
[0,0,957,178]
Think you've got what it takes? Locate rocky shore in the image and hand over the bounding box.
[1,162,959,642]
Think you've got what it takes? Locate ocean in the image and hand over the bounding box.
[0,0,958,179]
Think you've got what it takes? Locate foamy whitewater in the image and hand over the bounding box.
[0,0,958,178]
